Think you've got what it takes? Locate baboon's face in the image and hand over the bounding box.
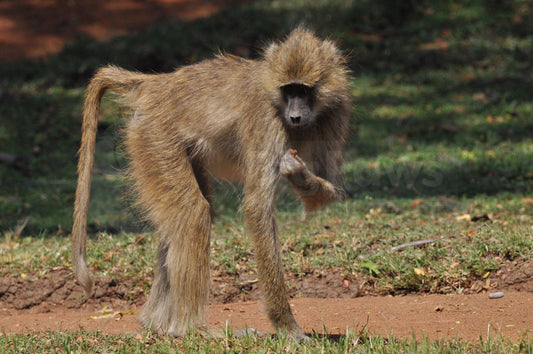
[281,84,314,127]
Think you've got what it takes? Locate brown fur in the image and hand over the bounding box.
[72,27,350,340]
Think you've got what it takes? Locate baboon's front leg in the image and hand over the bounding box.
[243,183,306,341]
[280,149,338,212]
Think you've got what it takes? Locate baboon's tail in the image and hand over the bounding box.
[72,65,145,296]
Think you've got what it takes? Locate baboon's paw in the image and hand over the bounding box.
[280,149,307,176]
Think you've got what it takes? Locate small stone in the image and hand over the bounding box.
[489,292,504,299]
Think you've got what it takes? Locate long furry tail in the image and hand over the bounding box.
[72,65,145,296]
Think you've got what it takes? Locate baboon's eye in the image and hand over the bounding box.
[281,84,313,100]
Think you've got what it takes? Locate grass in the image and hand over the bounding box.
[1,0,533,351]
[1,329,532,353]
[4,195,531,296]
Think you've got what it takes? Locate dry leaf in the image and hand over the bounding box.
[90,311,114,320]
[456,214,471,222]
[133,235,145,245]
[418,38,449,51]
[473,93,487,102]
[414,268,426,276]
[104,252,114,261]
[410,199,422,208]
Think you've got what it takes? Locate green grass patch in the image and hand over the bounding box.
[1,329,531,353]
[2,194,532,297]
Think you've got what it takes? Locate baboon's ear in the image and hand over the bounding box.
[322,39,345,66]
[264,42,279,62]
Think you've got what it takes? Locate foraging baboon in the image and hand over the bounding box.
[72,27,350,340]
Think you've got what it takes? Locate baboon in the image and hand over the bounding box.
[72,27,350,340]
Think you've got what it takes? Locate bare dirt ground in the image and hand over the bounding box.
[0,0,247,61]
[1,0,532,342]
[1,264,532,340]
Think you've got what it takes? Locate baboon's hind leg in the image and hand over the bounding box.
[126,125,211,336]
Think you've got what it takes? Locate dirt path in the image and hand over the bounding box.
[2,292,532,341]
[1,266,532,340]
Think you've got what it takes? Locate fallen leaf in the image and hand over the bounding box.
[418,38,449,51]
[461,73,475,81]
[90,311,133,321]
[410,199,422,208]
[330,217,342,224]
[456,214,471,222]
[414,268,426,276]
[133,235,145,245]
[473,93,487,102]
[90,311,115,320]
[104,252,114,261]
[397,134,408,142]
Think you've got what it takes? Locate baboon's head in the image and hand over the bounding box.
[264,26,349,128]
